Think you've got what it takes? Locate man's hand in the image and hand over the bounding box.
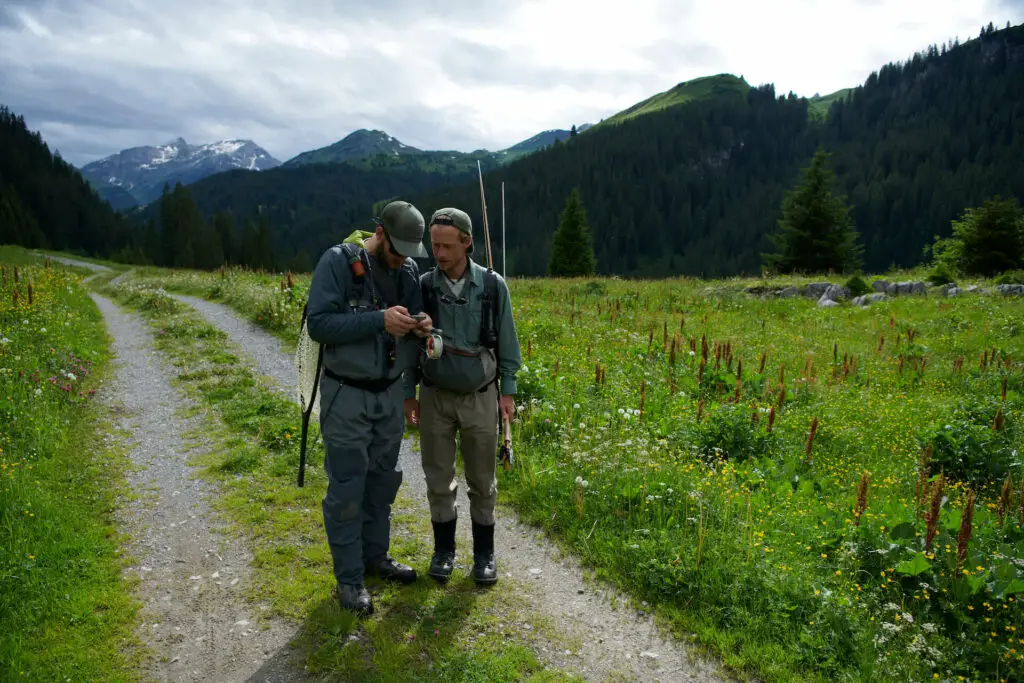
[404,398,420,425]
[499,394,515,422]
[384,306,417,336]
[412,313,433,338]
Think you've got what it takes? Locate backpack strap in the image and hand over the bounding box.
[480,268,499,351]
[422,267,439,326]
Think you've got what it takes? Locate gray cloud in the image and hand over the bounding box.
[1,1,1020,167]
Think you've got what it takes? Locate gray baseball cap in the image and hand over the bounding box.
[430,207,473,253]
[380,200,428,258]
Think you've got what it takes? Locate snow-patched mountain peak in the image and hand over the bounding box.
[81,137,282,208]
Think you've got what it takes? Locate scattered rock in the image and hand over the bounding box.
[817,299,840,308]
[640,651,660,660]
[529,567,543,576]
[779,286,800,299]
[965,285,981,293]
[872,279,890,292]
[946,287,961,297]
[996,284,1024,296]
[804,282,832,299]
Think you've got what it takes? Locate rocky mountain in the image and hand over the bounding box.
[282,125,595,171]
[80,137,280,209]
[282,129,420,167]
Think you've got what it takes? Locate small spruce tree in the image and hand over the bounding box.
[548,188,597,277]
[763,147,863,274]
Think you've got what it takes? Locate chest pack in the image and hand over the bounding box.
[421,266,499,352]
[339,241,407,309]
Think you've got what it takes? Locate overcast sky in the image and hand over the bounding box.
[1,0,1021,167]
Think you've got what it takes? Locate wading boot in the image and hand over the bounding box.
[471,521,497,586]
[336,583,373,616]
[428,519,457,583]
[365,556,417,584]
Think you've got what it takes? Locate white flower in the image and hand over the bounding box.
[67,373,77,381]
[617,408,625,414]
[922,623,937,634]
[573,403,580,409]
[40,328,46,333]
[689,350,696,356]
[902,612,913,623]
[0,337,10,345]
[579,423,586,429]
[34,388,42,397]
[575,476,583,485]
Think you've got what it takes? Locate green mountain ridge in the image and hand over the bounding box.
[595,73,752,128]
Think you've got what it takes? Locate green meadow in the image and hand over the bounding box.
[125,263,1024,682]
[0,248,142,680]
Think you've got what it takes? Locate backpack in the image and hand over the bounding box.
[421,265,499,353]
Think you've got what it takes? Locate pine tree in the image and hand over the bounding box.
[547,188,596,276]
[213,210,236,264]
[933,196,1024,276]
[570,124,577,137]
[763,147,863,274]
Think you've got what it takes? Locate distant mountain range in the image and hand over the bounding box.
[79,137,280,209]
[279,125,592,172]
[80,125,592,210]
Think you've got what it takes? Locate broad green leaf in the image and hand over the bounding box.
[895,552,932,576]
[889,522,917,541]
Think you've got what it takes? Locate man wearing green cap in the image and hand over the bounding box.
[305,200,433,615]
[403,207,522,586]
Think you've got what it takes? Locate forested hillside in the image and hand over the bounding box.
[0,107,132,256]
[409,22,1024,277]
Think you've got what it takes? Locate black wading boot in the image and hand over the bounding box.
[428,519,457,582]
[336,583,373,616]
[471,521,497,586]
[365,557,417,584]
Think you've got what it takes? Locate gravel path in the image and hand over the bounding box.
[48,254,308,683]
[173,291,731,682]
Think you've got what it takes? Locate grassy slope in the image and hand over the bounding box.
[124,262,1024,682]
[0,246,144,680]
[808,88,854,119]
[595,74,751,128]
[97,276,582,682]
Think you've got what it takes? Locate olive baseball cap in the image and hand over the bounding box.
[380,200,428,258]
[429,207,473,253]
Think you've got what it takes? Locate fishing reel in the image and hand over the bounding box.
[425,329,444,360]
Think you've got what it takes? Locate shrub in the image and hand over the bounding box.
[994,269,1024,285]
[919,397,1020,487]
[927,262,958,286]
[844,274,871,296]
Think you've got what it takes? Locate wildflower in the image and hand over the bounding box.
[573,403,580,409]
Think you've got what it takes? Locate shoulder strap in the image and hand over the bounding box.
[479,268,499,350]
[422,268,439,324]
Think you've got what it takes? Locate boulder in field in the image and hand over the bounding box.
[996,284,1024,296]
[804,282,832,299]
[872,280,890,292]
[779,286,800,298]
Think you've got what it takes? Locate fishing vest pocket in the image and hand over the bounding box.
[421,345,496,394]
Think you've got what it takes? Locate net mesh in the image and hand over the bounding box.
[296,314,322,421]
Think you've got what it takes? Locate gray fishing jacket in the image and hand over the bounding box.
[305,235,423,385]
